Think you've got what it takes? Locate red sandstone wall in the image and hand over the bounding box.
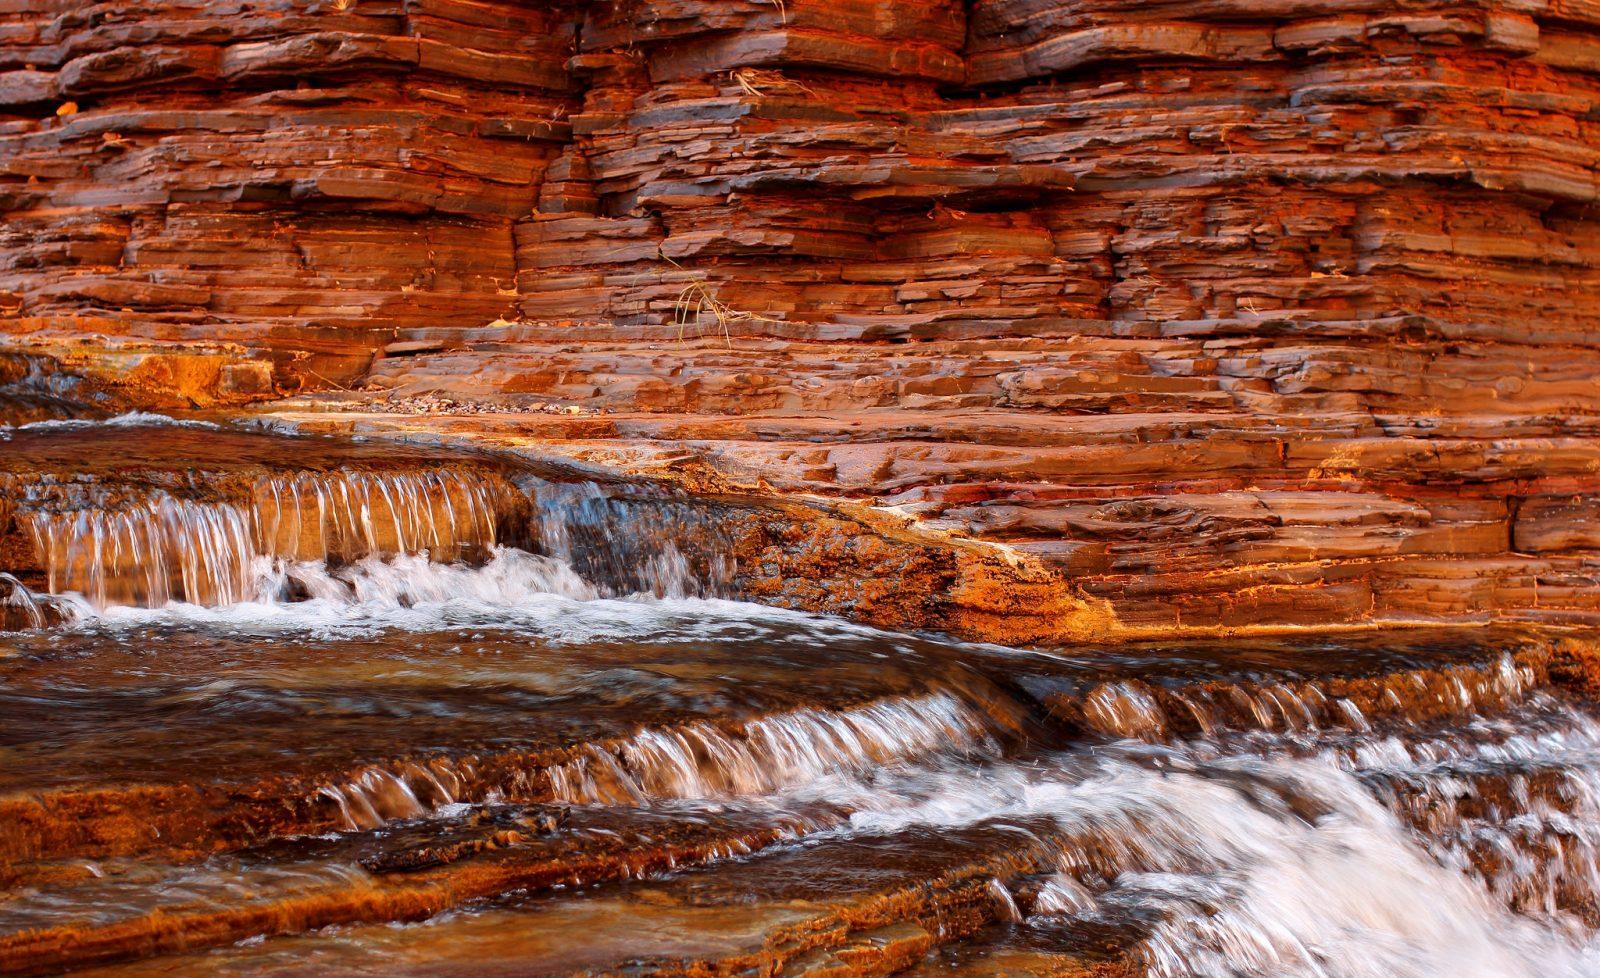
[0,0,585,386]
[3,0,1599,634]
[8,2,1600,370]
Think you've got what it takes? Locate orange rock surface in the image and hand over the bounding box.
[3,0,1599,634]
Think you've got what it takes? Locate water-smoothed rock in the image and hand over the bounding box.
[3,459,1598,978]
[10,627,1599,978]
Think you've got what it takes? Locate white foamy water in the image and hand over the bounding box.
[787,739,1600,973]
[49,545,899,648]
[12,428,1600,977]
[295,696,1600,978]
[14,456,748,637]
[1350,711,1600,922]
[317,690,1004,831]
[0,571,48,629]
[7,410,223,432]
[25,468,505,612]
[546,691,999,806]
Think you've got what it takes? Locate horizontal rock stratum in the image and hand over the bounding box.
[1,0,1598,637]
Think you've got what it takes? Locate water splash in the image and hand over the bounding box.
[8,411,222,432]
[14,422,1600,977]
[793,738,1600,978]
[318,691,1004,831]
[20,465,735,618]
[25,469,509,611]
[1125,757,1593,978]
[530,480,733,599]
[1353,709,1600,923]
[321,765,458,831]
[547,691,1002,806]
[680,659,1593,978]
[0,572,47,630]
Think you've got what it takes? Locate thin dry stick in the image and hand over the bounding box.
[732,67,815,99]
[304,368,352,392]
[673,280,751,347]
[661,256,779,347]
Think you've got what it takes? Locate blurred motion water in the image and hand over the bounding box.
[3,418,1599,978]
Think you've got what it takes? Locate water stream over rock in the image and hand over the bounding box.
[4,418,1600,977]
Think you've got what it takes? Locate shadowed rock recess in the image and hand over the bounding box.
[2,0,1599,638]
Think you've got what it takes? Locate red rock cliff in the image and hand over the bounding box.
[2,0,1599,636]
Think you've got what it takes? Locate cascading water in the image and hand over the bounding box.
[0,572,46,630]
[316,690,1007,831]
[10,454,728,619]
[543,691,1002,807]
[253,468,500,564]
[6,418,1600,978]
[21,468,509,612]
[810,694,1600,978]
[28,497,259,608]
[529,478,735,599]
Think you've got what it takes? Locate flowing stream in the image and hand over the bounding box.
[3,418,1600,977]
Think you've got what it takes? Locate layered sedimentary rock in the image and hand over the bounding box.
[3,0,1599,635]
[0,0,583,388]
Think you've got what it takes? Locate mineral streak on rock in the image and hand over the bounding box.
[2,0,1599,635]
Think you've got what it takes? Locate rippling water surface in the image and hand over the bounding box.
[4,419,1600,978]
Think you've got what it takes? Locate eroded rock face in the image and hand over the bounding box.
[0,0,583,391]
[2,0,1598,634]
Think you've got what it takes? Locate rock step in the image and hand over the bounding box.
[0,421,542,603]
[46,824,1079,978]
[0,804,808,977]
[350,332,1600,422]
[0,683,1002,871]
[1032,646,1551,742]
[4,618,1567,873]
[270,406,1600,637]
[895,926,1138,978]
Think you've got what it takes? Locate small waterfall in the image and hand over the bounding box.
[320,762,467,831]
[767,651,1597,978]
[318,691,1004,831]
[530,480,734,599]
[1051,653,1541,742]
[0,352,103,427]
[14,460,740,617]
[1079,680,1170,740]
[254,469,499,565]
[826,729,1600,978]
[21,468,511,611]
[547,691,999,806]
[1354,712,1600,922]
[27,498,258,609]
[22,418,1600,978]
[287,548,599,608]
[0,572,47,630]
